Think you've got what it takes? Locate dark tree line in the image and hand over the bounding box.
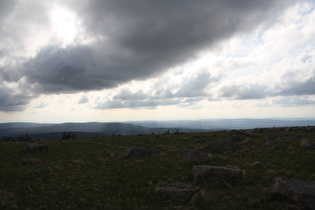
[2,133,31,142]
[62,132,76,140]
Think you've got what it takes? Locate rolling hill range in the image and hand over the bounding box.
[1,118,315,141]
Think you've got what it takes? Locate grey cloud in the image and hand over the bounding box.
[277,72,315,96]
[94,97,199,110]
[256,96,315,107]
[2,0,295,95]
[78,95,89,104]
[175,71,215,97]
[34,102,48,109]
[301,54,312,63]
[113,89,147,101]
[220,83,268,100]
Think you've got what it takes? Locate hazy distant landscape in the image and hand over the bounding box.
[1,118,315,141]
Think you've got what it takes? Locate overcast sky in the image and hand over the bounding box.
[0,0,315,123]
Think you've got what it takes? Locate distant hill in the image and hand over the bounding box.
[1,118,315,141]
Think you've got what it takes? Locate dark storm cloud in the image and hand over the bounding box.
[3,0,295,94]
[0,85,32,112]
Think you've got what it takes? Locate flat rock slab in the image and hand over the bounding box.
[21,158,43,165]
[185,148,213,163]
[27,143,48,152]
[271,177,315,209]
[193,165,245,184]
[155,182,197,200]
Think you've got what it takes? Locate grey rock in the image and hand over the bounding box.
[185,148,213,163]
[155,182,197,200]
[193,165,245,184]
[240,148,250,153]
[124,146,158,159]
[288,135,304,142]
[27,143,48,152]
[72,160,83,165]
[21,158,43,165]
[195,139,206,143]
[204,139,242,153]
[190,191,210,206]
[271,177,315,209]
[240,139,253,145]
[211,132,218,138]
[124,147,147,159]
[300,138,315,149]
[103,150,116,156]
[250,161,261,167]
[306,127,315,132]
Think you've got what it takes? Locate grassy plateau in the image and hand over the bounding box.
[0,126,314,209]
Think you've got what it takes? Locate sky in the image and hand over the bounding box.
[0,0,315,123]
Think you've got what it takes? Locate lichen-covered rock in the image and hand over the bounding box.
[185,148,213,163]
[155,182,197,200]
[193,165,245,184]
[271,177,315,209]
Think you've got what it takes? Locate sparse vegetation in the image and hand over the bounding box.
[0,126,314,209]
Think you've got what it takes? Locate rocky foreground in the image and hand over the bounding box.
[0,126,315,209]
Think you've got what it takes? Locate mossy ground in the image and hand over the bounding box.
[0,127,314,209]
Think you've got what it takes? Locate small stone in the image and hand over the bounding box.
[250,161,261,167]
[240,139,253,145]
[300,138,315,149]
[265,141,277,147]
[72,160,83,165]
[21,158,43,165]
[103,150,116,156]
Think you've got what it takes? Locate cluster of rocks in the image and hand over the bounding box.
[22,128,315,209]
[155,129,315,208]
[155,165,246,206]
